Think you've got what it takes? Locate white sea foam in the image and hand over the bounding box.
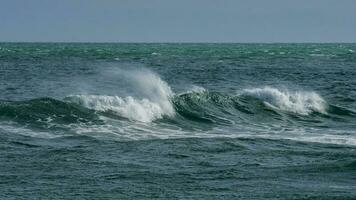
[66,69,175,123]
[70,122,356,146]
[241,86,326,115]
[186,85,206,94]
[67,95,174,122]
[191,85,206,93]
[0,122,59,139]
[4,119,356,146]
[177,85,206,96]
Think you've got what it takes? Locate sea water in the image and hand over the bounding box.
[1,43,356,199]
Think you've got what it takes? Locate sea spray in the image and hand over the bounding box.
[66,68,175,122]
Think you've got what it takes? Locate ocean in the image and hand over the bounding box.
[1,43,356,199]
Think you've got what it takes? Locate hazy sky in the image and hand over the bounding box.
[1,0,355,42]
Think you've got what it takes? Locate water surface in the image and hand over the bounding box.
[1,43,356,199]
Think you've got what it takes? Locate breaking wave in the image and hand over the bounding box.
[65,94,173,123]
[240,86,327,115]
[66,69,175,122]
[0,68,355,145]
[1,86,353,126]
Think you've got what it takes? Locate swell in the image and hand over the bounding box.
[0,98,101,129]
[172,89,355,125]
[0,89,354,128]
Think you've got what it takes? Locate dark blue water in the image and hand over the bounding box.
[1,43,356,199]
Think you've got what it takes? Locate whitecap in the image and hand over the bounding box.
[66,69,175,122]
[66,95,173,123]
[240,86,326,115]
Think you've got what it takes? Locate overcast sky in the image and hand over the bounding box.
[0,0,355,42]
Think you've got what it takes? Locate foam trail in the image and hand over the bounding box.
[66,69,175,122]
[241,86,326,115]
[0,122,59,139]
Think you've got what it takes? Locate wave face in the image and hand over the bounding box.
[174,87,329,120]
[0,98,99,125]
[240,86,327,115]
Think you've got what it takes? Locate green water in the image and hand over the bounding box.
[1,43,356,199]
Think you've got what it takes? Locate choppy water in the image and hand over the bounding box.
[1,43,356,199]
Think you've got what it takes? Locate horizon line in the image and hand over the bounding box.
[1,41,356,44]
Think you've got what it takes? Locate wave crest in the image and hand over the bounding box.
[65,68,175,122]
[240,86,327,115]
[66,95,173,123]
